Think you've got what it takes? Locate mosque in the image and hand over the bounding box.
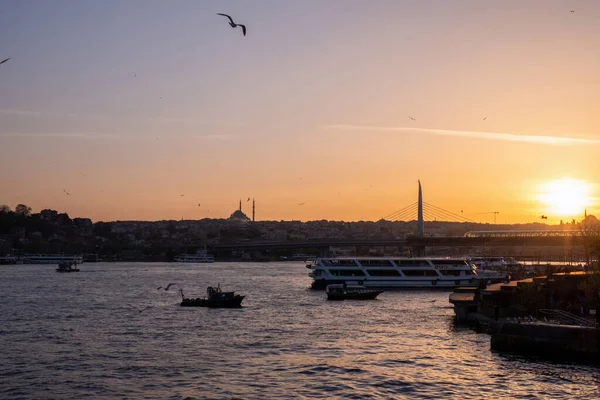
[229,198,255,222]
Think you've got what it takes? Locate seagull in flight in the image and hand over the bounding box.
[247,197,251,202]
[483,117,487,120]
[297,202,306,206]
[180,194,185,197]
[0,58,10,66]
[157,283,177,291]
[541,215,548,220]
[217,13,247,36]
[129,304,153,313]
[197,203,201,207]
[63,189,71,196]
[408,116,416,121]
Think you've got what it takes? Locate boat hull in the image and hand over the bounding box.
[312,278,480,290]
[180,295,244,308]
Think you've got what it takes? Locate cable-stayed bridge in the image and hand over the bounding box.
[206,181,593,256]
[383,201,473,223]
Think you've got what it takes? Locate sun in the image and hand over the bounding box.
[536,178,592,217]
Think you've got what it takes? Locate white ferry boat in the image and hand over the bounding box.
[307,257,480,289]
[467,257,521,269]
[466,257,519,282]
[174,251,215,263]
[0,255,18,265]
[22,254,83,265]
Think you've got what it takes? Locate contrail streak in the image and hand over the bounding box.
[323,125,600,145]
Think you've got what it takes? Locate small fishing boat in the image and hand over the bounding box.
[326,284,383,301]
[180,285,244,308]
[56,262,80,272]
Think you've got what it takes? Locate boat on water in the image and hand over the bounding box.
[0,255,18,265]
[174,247,215,263]
[22,254,83,265]
[466,257,518,282]
[307,257,481,289]
[174,253,215,263]
[56,262,80,272]
[326,284,383,301]
[180,286,244,308]
[467,256,521,269]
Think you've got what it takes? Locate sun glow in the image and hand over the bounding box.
[536,179,592,217]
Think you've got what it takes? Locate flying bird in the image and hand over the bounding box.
[217,13,247,36]
[0,58,10,65]
[297,202,306,206]
[129,304,153,313]
[408,116,416,121]
[247,197,251,202]
[570,10,575,13]
[197,203,201,207]
[157,283,177,291]
[541,215,548,220]
[483,117,487,120]
[63,189,70,196]
[180,194,185,197]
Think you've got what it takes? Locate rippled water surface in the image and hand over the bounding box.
[1,262,599,399]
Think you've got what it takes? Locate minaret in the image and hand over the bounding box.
[252,198,255,222]
[239,199,242,211]
[417,180,424,237]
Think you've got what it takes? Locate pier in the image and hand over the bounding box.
[449,272,600,363]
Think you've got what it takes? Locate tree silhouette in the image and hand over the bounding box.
[15,204,32,217]
[0,204,10,213]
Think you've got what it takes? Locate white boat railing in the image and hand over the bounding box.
[538,309,596,327]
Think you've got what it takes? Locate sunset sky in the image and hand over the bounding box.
[1,0,599,223]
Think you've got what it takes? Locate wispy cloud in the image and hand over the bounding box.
[0,108,106,119]
[323,125,600,145]
[0,132,121,139]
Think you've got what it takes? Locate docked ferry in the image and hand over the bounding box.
[0,255,19,265]
[174,252,215,263]
[467,256,521,269]
[22,254,83,265]
[307,257,480,289]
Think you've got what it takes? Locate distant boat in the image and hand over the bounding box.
[326,284,383,301]
[175,246,215,263]
[0,255,18,265]
[174,253,215,263]
[180,285,244,308]
[23,254,83,265]
[56,262,80,273]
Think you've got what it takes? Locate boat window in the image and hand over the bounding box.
[359,259,393,267]
[439,270,462,276]
[323,259,358,267]
[366,269,401,276]
[397,260,430,267]
[431,260,467,266]
[329,269,366,277]
[402,269,439,277]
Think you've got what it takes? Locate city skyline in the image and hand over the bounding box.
[1,1,599,223]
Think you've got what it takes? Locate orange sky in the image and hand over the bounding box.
[1,1,599,223]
